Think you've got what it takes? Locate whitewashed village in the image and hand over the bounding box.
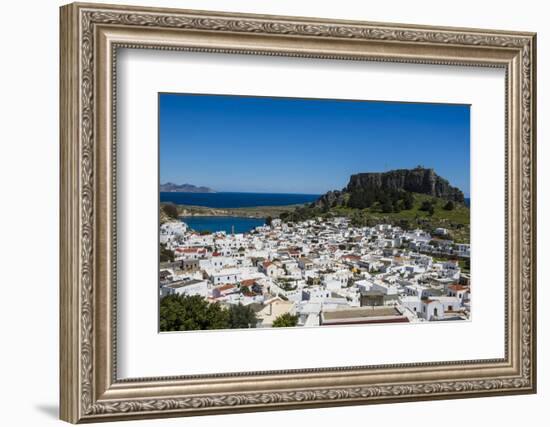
[159,216,471,328]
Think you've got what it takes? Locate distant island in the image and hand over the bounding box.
[160,182,216,193]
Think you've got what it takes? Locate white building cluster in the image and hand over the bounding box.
[159,217,471,327]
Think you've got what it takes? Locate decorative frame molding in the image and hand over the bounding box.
[60,2,536,423]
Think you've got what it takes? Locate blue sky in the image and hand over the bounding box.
[159,93,470,196]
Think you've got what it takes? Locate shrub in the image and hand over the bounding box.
[419,200,433,211]
[162,203,179,219]
[227,304,257,328]
[419,200,435,216]
[159,294,229,331]
[272,313,299,327]
[443,200,455,211]
[159,244,175,262]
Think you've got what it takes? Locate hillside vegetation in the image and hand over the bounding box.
[281,193,470,243]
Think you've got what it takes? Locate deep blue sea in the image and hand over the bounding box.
[182,216,265,234]
[160,192,320,208]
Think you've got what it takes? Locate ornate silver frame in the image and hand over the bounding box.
[60,2,537,423]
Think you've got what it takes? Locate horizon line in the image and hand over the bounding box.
[159,189,471,198]
[160,189,324,195]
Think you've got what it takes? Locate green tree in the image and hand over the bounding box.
[394,199,404,213]
[159,244,175,262]
[420,200,433,212]
[162,203,179,219]
[399,219,410,230]
[159,294,229,331]
[272,313,299,328]
[443,200,455,211]
[381,199,393,213]
[348,189,373,209]
[350,210,366,227]
[403,192,414,210]
[227,304,258,329]
[265,216,273,226]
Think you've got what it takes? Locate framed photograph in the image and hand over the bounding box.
[60,2,537,423]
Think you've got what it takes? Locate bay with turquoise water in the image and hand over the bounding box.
[162,192,320,234]
[182,216,266,234]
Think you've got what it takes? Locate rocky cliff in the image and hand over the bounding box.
[347,168,465,201]
[315,167,465,209]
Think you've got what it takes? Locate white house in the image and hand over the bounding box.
[456,243,471,257]
[323,279,342,291]
[302,287,331,302]
[446,284,470,301]
[371,281,399,295]
[404,229,432,243]
[211,283,239,298]
[209,268,241,285]
[402,295,463,320]
[400,296,423,316]
[298,257,314,270]
[420,299,445,320]
[161,279,208,298]
[260,261,282,278]
[174,247,206,261]
[210,255,236,269]
[404,284,439,299]
[271,218,282,228]
[355,279,374,293]
[160,221,187,244]
[434,227,448,236]
[435,296,463,312]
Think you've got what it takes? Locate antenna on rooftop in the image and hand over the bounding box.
[231,225,235,235]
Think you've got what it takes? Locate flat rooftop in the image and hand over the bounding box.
[323,307,400,320]
[166,279,204,289]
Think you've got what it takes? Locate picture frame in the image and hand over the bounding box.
[59,2,537,423]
